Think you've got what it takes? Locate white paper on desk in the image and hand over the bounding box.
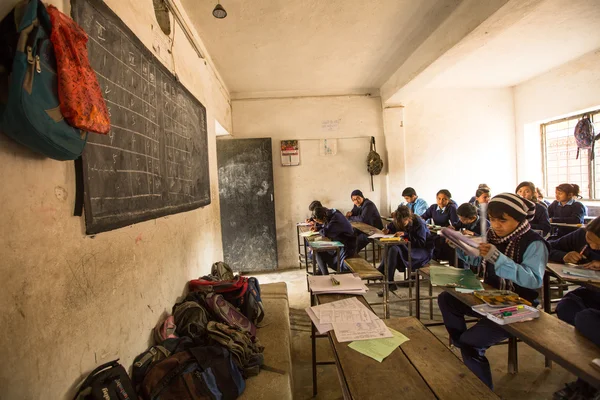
[333,318,393,342]
[319,308,372,324]
[308,274,367,293]
[312,297,378,321]
[368,233,395,239]
[562,266,600,280]
[304,307,332,334]
[300,231,319,237]
[297,222,312,226]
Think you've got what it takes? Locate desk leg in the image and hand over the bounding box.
[429,278,433,320]
[310,293,317,396]
[508,337,518,374]
[336,247,341,273]
[543,271,551,313]
[408,241,413,317]
[383,245,389,319]
[415,268,420,320]
[371,240,376,268]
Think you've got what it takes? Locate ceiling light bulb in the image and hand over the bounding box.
[213,3,227,19]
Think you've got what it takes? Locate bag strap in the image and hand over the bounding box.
[370,136,376,152]
[72,359,121,400]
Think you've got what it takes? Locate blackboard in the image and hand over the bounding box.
[72,0,210,234]
[217,138,278,272]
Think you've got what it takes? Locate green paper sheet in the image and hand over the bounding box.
[348,328,409,362]
[429,265,484,291]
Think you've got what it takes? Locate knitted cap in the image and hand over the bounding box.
[351,189,364,198]
[489,193,535,221]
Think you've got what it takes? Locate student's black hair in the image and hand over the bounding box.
[312,206,329,223]
[478,183,490,190]
[437,189,452,199]
[308,200,322,212]
[393,205,416,231]
[556,183,581,198]
[475,188,490,198]
[586,217,600,237]
[457,203,477,219]
[515,181,538,202]
[402,187,417,197]
[487,201,527,223]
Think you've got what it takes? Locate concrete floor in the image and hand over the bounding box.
[254,267,575,400]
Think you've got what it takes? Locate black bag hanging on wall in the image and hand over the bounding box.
[367,136,383,191]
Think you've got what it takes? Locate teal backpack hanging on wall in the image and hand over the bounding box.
[0,0,87,160]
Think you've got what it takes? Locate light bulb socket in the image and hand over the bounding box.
[213,3,227,19]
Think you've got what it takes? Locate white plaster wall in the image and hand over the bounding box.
[398,88,517,205]
[514,50,600,186]
[0,1,230,398]
[231,96,387,269]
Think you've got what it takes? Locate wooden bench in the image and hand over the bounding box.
[312,292,498,399]
[240,282,293,399]
[343,256,384,280]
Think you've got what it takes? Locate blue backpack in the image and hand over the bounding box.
[574,114,598,160]
[0,0,87,160]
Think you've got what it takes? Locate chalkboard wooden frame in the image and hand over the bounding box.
[71,0,211,234]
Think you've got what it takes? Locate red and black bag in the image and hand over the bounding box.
[189,275,249,308]
[47,5,110,134]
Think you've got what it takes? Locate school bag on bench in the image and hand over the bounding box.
[204,292,257,338]
[73,359,138,400]
[139,345,245,400]
[206,321,264,378]
[0,0,87,160]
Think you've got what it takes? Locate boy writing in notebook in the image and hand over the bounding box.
[438,193,548,389]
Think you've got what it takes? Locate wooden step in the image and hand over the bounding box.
[344,256,384,280]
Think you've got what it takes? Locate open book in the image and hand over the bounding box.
[439,227,481,257]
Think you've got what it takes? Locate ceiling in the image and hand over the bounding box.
[181,0,462,97]
[426,0,600,88]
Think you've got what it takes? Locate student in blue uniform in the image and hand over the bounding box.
[550,217,600,400]
[548,183,587,238]
[421,189,459,263]
[311,206,356,275]
[345,189,383,252]
[401,187,428,216]
[454,203,489,236]
[468,184,491,204]
[470,188,491,212]
[376,205,434,295]
[515,181,551,236]
[305,200,323,224]
[438,193,548,389]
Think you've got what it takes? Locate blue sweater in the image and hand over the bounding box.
[549,228,600,264]
[453,216,489,236]
[421,204,459,227]
[349,198,383,229]
[319,209,357,256]
[531,202,551,236]
[386,217,434,250]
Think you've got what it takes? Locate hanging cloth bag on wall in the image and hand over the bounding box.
[366,136,383,191]
[574,114,598,160]
[47,5,110,134]
[0,0,87,160]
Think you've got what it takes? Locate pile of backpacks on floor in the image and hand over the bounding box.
[73,262,267,400]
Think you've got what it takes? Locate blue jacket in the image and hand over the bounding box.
[531,202,551,236]
[349,198,383,229]
[386,217,434,251]
[549,228,600,264]
[453,216,489,236]
[421,204,459,227]
[402,197,428,216]
[319,209,357,256]
[548,199,586,237]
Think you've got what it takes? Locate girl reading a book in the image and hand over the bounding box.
[438,193,548,389]
[376,205,434,296]
[454,203,489,236]
[515,181,551,236]
[549,217,600,399]
[421,189,459,264]
[311,206,356,275]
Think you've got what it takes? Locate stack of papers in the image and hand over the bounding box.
[304,298,409,361]
[308,274,368,295]
[309,240,344,248]
[368,233,396,239]
[299,230,319,238]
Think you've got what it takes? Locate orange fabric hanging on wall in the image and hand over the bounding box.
[47,5,110,134]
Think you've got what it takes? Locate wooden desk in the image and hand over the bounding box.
[543,262,600,313]
[307,239,342,277]
[444,287,600,389]
[350,221,383,236]
[313,293,497,399]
